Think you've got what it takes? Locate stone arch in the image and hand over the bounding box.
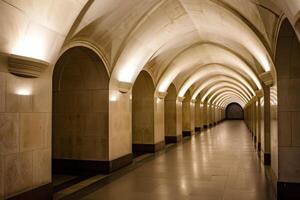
[182,90,194,137]
[132,70,158,153]
[52,46,109,175]
[226,103,244,120]
[273,18,300,196]
[164,83,180,143]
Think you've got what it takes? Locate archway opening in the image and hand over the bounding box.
[273,18,300,197]
[225,103,244,120]
[182,90,193,137]
[52,47,109,186]
[132,71,155,155]
[165,83,180,143]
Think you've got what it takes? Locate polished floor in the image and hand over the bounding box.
[82,121,274,200]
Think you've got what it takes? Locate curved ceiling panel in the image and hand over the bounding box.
[157,43,262,94]
[191,75,253,100]
[174,64,257,98]
[201,83,251,103]
[207,89,248,105]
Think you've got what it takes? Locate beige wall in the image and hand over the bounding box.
[275,18,300,182]
[0,55,51,199]
[165,84,177,136]
[195,100,201,128]
[182,91,192,132]
[176,100,182,136]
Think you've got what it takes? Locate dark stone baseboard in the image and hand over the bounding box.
[213,122,217,126]
[195,127,201,132]
[278,182,300,200]
[53,153,132,175]
[8,183,52,200]
[133,141,165,153]
[209,123,213,127]
[165,135,182,144]
[110,153,133,172]
[264,153,271,165]
[182,131,192,137]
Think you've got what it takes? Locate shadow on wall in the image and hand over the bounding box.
[226,103,244,120]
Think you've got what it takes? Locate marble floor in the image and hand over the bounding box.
[81,121,274,200]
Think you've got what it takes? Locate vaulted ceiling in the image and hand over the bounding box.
[1,0,300,107]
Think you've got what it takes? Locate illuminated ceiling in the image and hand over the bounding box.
[1,0,299,107]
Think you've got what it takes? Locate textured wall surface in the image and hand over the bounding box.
[53,47,109,161]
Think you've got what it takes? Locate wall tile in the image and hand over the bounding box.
[291,37,300,79]
[5,93,19,113]
[0,113,19,155]
[0,155,3,198]
[289,79,300,110]
[277,78,290,111]
[4,152,33,197]
[276,37,292,79]
[5,93,33,113]
[279,148,300,182]
[0,73,5,112]
[92,90,108,112]
[33,149,51,186]
[20,113,49,152]
[278,111,292,147]
[292,112,300,146]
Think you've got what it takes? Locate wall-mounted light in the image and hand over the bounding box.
[8,54,49,78]
[118,81,132,93]
[15,87,32,96]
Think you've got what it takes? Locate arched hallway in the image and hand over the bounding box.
[1,0,300,199]
[79,121,274,200]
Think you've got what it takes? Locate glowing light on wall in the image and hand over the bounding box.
[15,87,32,96]
[12,23,51,61]
[109,91,119,102]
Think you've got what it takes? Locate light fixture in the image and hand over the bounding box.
[8,54,49,78]
[118,81,132,93]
